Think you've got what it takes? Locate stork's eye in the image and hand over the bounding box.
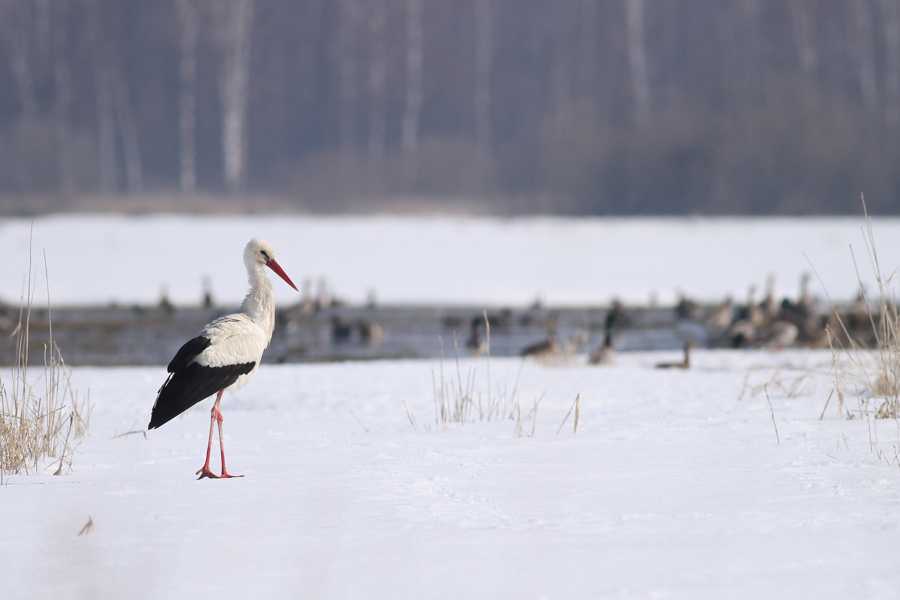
[261,250,270,260]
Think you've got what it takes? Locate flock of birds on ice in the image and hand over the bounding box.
[464,272,867,370]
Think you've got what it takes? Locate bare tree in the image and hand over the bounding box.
[94,51,116,192]
[215,0,256,193]
[851,0,879,114]
[880,0,900,126]
[549,22,574,130]
[52,0,74,195]
[84,0,115,193]
[625,0,650,126]
[339,0,360,149]
[0,0,37,189]
[401,0,424,154]
[113,67,143,193]
[33,0,50,61]
[577,0,598,101]
[367,0,387,157]
[474,0,492,152]
[89,0,142,194]
[789,0,817,76]
[0,1,37,125]
[739,0,762,91]
[176,0,201,192]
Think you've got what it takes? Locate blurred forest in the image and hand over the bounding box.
[0,0,898,215]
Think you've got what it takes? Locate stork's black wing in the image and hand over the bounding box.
[148,335,256,430]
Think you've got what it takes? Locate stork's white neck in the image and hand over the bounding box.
[240,262,276,344]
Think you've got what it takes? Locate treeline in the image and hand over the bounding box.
[0,0,898,215]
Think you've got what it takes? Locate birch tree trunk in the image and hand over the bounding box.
[94,51,116,192]
[578,0,598,101]
[176,0,200,193]
[86,0,116,192]
[625,0,650,127]
[474,0,492,153]
[549,32,573,129]
[880,0,900,126]
[401,0,424,154]
[216,0,255,193]
[34,0,50,63]
[53,0,74,195]
[788,0,817,76]
[740,0,761,91]
[339,0,359,149]
[851,0,879,114]
[113,69,143,193]
[88,0,140,195]
[368,0,387,157]
[0,0,37,189]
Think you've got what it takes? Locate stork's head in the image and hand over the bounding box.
[245,238,299,291]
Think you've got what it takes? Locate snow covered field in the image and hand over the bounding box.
[4,352,900,599]
[0,214,897,307]
[2,215,900,599]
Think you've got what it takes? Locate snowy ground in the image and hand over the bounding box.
[0,214,897,307]
[2,215,900,599]
[3,350,900,599]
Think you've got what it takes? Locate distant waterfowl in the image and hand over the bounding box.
[800,314,835,349]
[779,272,819,344]
[564,328,590,355]
[724,285,771,348]
[759,320,799,350]
[331,316,353,343]
[202,276,214,309]
[521,331,559,358]
[465,316,488,355]
[675,295,702,320]
[705,298,734,330]
[846,289,870,331]
[728,319,758,348]
[588,312,618,365]
[588,328,616,365]
[737,284,765,327]
[759,274,778,320]
[655,341,698,369]
[357,320,384,344]
[606,300,630,328]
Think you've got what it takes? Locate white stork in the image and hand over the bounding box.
[148,238,299,479]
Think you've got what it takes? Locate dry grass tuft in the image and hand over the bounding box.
[426,313,543,436]
[78,517,94,536]
[737,364,828,402]
[555,393,580,435]
[0,246,92,484]
[817,197,899,420]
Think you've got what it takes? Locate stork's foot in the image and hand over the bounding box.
[196,466,220,480]
[195,466,243,479]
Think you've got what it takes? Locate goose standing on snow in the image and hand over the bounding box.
[521,330,560,358]
[148,238,299,479]
[655,341,698,369]
[588,312,618,365]
[465,316,488,355]
[588,327,615,365]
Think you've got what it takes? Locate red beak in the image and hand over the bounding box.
[265,258,299,291]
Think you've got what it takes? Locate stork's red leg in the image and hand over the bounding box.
[196,390,225,479]
[216,406,243,479]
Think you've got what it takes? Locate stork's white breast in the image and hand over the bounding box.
[195,313,269,369]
